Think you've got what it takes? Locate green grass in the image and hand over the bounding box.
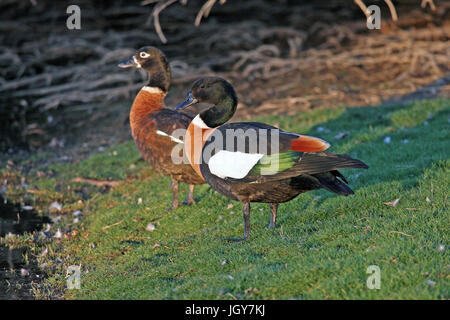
[5,99,450,299]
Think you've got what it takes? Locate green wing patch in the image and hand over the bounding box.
[249,150,302,175]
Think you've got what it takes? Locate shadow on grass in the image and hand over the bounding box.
[284,100,449,209]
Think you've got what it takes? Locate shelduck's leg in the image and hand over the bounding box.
[228,202,251,242]
[268,203,278,229]
[183,184,196,205]
[170,178,179,210]
[243,202,251,239]
[150,178,179,222]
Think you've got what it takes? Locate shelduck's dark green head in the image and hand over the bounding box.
[118,46,171,92]
[176,77,238,128]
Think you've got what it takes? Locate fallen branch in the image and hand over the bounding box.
[71,177,120,187]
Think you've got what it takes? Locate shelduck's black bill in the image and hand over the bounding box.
[118,57,137,68]
[175,93,198,110]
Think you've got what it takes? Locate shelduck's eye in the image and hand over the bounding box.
[140,52,150,58]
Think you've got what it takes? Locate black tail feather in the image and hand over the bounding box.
[297,152,369,174]
[314,171,355,196]
[331,170,348,184]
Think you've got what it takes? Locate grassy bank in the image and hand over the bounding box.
[2,99,449,299]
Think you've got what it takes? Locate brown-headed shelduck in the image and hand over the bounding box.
[118,47,205,215]
[175,77,369,241]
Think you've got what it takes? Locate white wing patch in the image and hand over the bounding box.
[208,150,264,179]
[156,130,184,144]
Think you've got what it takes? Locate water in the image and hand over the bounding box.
[0,195,51,299]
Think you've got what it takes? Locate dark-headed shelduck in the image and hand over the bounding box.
[118,47,205,214]
[175,77,369,241]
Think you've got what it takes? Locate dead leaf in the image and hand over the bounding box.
[54,229,62,238]
[39,248,48,258]
[49,201,62,211]
[20,268,30,277]
[383,198,400,207]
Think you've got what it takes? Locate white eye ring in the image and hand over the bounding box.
[140,52,150,58]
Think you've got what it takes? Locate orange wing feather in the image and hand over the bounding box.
[290,135,330,152]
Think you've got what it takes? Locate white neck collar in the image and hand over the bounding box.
[133,56,142,68]
[142,86,164,94]
[192,114,210,129]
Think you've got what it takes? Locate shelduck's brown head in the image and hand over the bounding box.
[175,77,238,128]
[118,46,171,92]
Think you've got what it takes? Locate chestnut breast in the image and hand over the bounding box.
[129,88,205,183]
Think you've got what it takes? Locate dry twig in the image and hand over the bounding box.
[146,0,181,44]
[195,0,226,27]
[102,220,124,230]
[421,0,436,11]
